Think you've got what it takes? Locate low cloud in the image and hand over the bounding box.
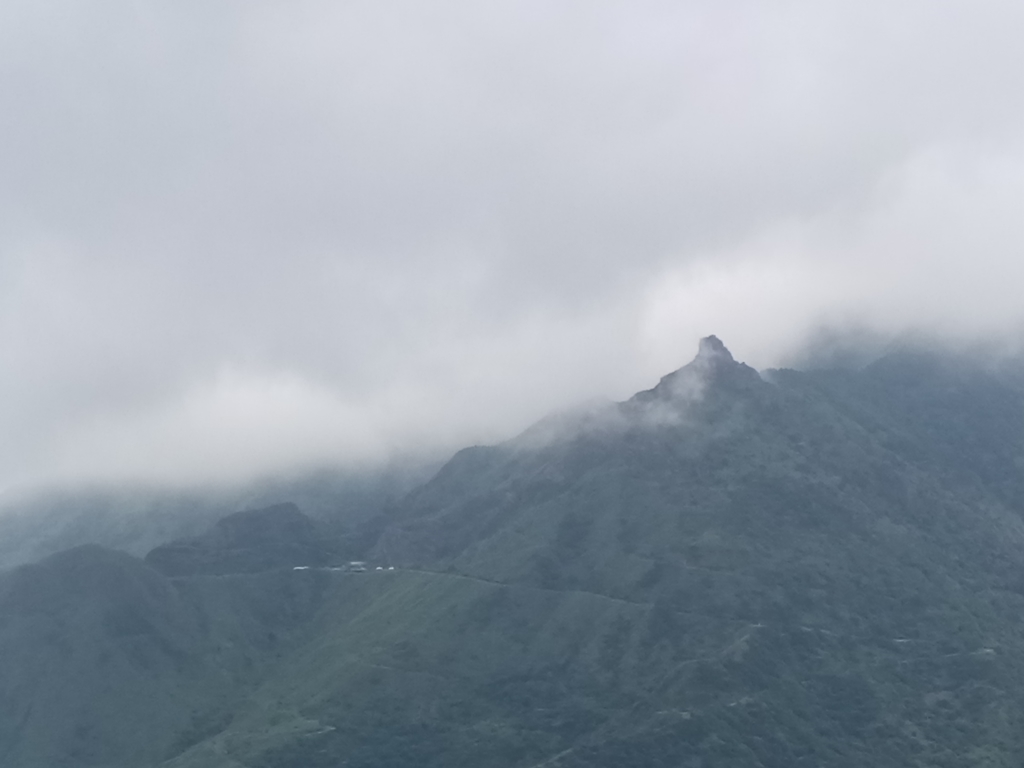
[3,0,1024,490]
[641,141,1024,369]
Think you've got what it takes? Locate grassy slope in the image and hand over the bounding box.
[0,548,346,768]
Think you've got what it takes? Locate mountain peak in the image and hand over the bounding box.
[690,335,748,381]
[696,334,733,362]
[629,335,759,406]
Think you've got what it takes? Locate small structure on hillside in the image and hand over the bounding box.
[348,561,367,572]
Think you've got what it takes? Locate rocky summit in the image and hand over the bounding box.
[3,338,1024,767]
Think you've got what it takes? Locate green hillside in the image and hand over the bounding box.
[4,337,1024,766]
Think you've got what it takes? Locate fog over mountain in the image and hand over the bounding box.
[3,0,1024,490]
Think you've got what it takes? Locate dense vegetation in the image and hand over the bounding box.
[4,337,1024,766]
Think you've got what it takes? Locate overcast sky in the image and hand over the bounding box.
[3,0,1024,489]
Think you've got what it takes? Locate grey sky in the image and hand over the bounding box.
[3,0,1024,488]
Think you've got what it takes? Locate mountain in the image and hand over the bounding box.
[144,503,345,576]
[0,460,437,572]
[4,337,1024,767]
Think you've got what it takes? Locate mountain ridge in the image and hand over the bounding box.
[4,337,1024,766]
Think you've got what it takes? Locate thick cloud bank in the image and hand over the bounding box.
[3,0,1024,488]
